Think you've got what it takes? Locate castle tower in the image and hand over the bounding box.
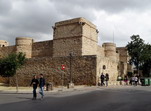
[0,40,9,47]
[116,47,132,75]
[102,43,117,61]
[16,37,33,58]
[53,17,98,57]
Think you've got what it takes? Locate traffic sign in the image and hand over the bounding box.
[61,64,65,70]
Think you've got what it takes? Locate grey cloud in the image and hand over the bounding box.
[0,0,97,45]
[50,0,151,13]
[49,1,95,21]
[0,0,61,44]
[0,0,12,15]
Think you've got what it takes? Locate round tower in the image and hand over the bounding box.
[16,37,33,58]
[0,40,9,47]
[102,43,117,61]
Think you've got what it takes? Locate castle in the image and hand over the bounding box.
[0,18,132,86]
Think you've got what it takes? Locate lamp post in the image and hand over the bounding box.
[68,52,74,88]
[69,53,72,83]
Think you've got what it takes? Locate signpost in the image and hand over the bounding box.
[61,64,65,91]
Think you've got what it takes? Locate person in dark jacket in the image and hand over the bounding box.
[124,75,128,85]
[105,73,109,87]
[100,73,105,86]
[39,74,45,99]
[30,75,39,100]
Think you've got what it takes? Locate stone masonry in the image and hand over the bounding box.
[0,40,9,47]
[9,56,96,86]
[0,17,132,86]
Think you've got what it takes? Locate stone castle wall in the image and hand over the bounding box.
[53,18,83,57]
[82,22,98,56]
[96,56,118,84]
[116,47,128,62]
[96,43,123,84]
[116,47,132,75]
[103,43,117,61]
[32,40,53,58]
[53,38,82,57]
[0,40,9,47]
[0,39,53,58]
[97,46,105,57]
[9,56,96,86]
[82,36,97,56]
[0,46,16,58]
[16,37,33,58]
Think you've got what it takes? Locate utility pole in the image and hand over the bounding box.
[68,52,74,88]
[69,53,72,83]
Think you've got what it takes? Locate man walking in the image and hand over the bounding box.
[100,73,105,86]
[39,74,45,99]
[105,73,109,87]
[30,75,39,100]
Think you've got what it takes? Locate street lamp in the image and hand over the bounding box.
[69,53,72,83]
[68,52,74,88]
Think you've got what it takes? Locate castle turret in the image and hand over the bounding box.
[0,40,9,47]
[16,37,33,58]
[102,43,117,61]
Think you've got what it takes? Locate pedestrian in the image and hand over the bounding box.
[100,73,105,86]
[136,74,140,85]
[132,76,135,85]
[117,75,122,85]
[30,75,39,100]
[124,75,128,85]
[129,76,134,85]
[39,74,45,99]
[105,73,109,87]
[134,76,138,86]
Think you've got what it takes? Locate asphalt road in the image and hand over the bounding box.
[1,86,151,111]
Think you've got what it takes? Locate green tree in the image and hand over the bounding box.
[141,44,151,76]
[126,35,145,73]
[0,52,26,92]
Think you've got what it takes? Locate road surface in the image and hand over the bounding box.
[0,86,151,111]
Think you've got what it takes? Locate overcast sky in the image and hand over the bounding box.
[0,0,151,47]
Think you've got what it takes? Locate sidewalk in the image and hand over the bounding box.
[0,85,97,94]
[1,84,151,94]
